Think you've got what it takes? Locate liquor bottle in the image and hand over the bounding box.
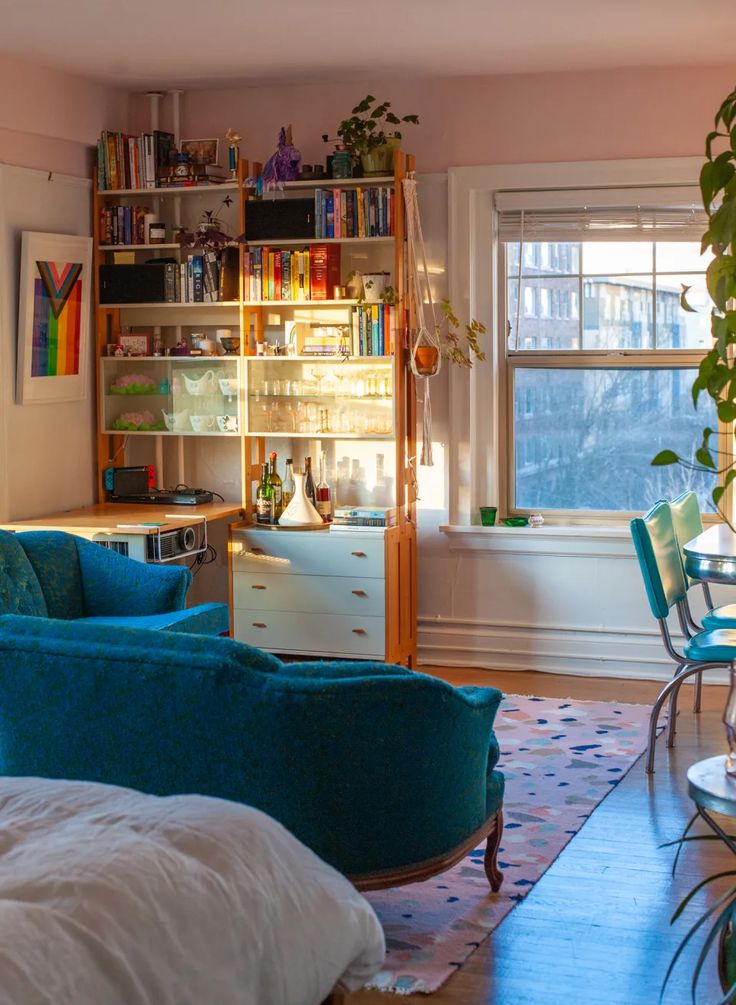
[316,451,332,523]
[282,457,295,508]
[255,463,273,524]
[269,451,283,519]
[304,455,317,508]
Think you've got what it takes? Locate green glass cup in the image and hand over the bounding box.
[479,506,497,527]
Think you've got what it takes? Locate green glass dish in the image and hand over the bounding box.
[501,517,529,527]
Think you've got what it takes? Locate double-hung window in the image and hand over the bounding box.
[497,186,718,517]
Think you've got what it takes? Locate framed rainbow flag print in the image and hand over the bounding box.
[16,231,92,404]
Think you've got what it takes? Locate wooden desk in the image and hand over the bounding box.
[683,524,736,585]
[0,501,243,539]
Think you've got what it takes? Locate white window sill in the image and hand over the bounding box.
[439,523,635,558]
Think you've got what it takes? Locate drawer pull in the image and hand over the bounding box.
[351,589,367,597]
[351,550,367,558]
[251,584,267,590]
[352,628,367,635]
[252,622,267,629]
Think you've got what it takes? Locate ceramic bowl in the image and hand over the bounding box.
[219,337,240,354]
[161,408,189,432]
[183,370,216,396]
[216,415,238,432]
[190,415,216,433]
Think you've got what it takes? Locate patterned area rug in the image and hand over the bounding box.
[364,693,653,995]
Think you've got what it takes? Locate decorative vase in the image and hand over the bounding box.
[414,346,440,376]
[362,272,391,303]
[279,472,322,526]
[360,139,399,177]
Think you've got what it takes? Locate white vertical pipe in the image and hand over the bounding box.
[170,89,183,147]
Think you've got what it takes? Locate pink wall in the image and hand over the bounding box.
[0,56,127,177]
[130,64,734,172]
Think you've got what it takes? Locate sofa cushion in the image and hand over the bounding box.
[0,532,48,618]
[14,530,84,620]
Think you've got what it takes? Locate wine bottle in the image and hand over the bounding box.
[255,463,273,524]
[269,450,283,519]
[282,457,295,508]
[316,451,332,523]
[304,455,317,508]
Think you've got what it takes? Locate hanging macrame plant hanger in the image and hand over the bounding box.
[403,174,440,466]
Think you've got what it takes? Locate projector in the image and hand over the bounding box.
[93,522,206,564]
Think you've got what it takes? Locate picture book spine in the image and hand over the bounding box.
[282,251,291,300]
[378,300,384,355]
[356,187,364,237]
[333,188,341,239]
[314,190,323,239]
[273,250,282,301]
[192,255,204,302]
[351,307,360,356]
[135,207,146,245]
[371,304,379,356]
[97,134,107,190]
[164,263,178,303]
[179,263,187,303]
[325,193,335,240]
[144,134,155,189]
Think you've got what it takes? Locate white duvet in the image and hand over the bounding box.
[0,777,384,1005]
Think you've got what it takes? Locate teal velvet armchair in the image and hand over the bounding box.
[0,615,504,890]
[0,529,228,635]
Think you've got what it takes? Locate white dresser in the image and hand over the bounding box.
[230,523,416,664]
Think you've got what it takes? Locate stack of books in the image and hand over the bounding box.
[332,507,391,528]
[314,187,394,239]
[163,252,222,303]
[351,305,396,356]
[98,205,148,245]
[243,244,341,301]
[97,130,175,190]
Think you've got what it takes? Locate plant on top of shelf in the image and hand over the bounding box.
[176,195,235,250]
[322,96,419,176]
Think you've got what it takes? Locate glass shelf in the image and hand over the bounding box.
[100,356,241,435]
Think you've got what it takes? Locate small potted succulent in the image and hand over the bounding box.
[323,96,419,177]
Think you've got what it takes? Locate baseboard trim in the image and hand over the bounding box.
[416,617,729,684]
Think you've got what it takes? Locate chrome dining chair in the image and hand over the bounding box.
[630,500,736,773]
[670,491,736,712]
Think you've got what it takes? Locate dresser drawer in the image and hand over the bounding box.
[233,609,385,658]
[232,530,385,578]
[233,572,385,617]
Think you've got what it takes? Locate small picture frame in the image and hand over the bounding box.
[118,333,151,356]
[180,138,219,166]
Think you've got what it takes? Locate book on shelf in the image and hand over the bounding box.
[243,245,346,303]
[332,506,391,528]
[99,205,147,245]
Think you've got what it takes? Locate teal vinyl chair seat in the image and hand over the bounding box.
[702,605,736,631]
[683,629,736,663]
[0,614,505,889]
[0,529,228,635]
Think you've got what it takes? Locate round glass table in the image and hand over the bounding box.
[687,755,736,853]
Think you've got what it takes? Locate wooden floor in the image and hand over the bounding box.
[340,667,734,1005]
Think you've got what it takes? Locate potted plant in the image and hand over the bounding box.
[652,84,736,530]
[412,300,486,376]
[176,195,235,250]
[323,96,419,177]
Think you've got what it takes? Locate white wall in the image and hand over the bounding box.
[0,166,96,521]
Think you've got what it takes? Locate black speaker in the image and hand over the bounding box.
[245,199,314,240]
[99,264,167,304]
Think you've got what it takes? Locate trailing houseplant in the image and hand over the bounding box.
[322,95,419,176]
[652,85,736,530]
[411,299,487,375]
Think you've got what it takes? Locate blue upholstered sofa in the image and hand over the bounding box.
[0,529,228,635]
[0,614,505,890]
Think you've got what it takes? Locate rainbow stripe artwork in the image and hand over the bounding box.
[31,260,84,378]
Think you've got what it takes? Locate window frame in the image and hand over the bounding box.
[446,156,726,528]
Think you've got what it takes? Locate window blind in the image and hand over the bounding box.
[496,185,707,242]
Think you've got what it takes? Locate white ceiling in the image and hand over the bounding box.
[0,0,733,88]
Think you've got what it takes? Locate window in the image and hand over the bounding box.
[498,187,717,514]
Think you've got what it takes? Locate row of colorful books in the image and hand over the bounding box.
[163,253,222,303]
[243,245,341,302]
[351,305,396,357]
[98,205,149,245]
[97,130,175,191]
[314,187,394,239]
